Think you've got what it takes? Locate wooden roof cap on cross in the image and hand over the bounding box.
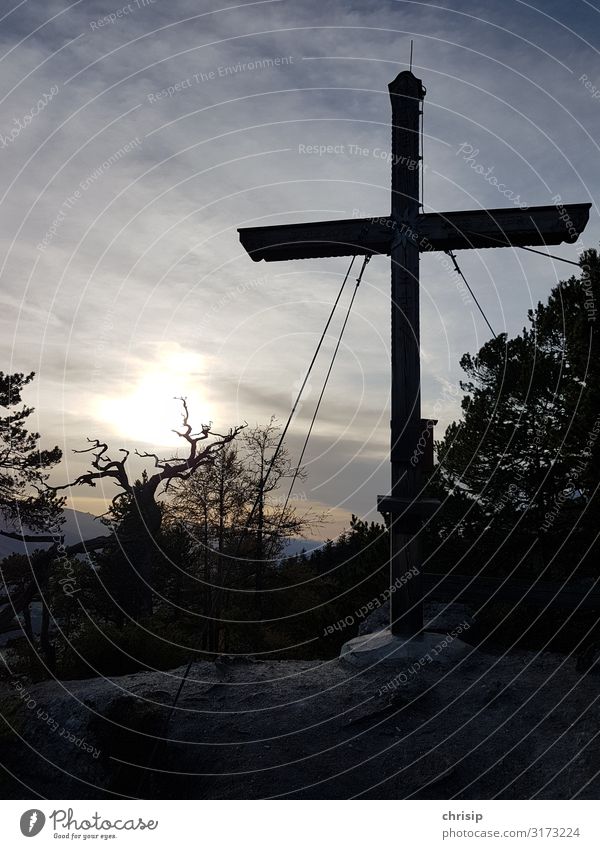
[237,71,590,637]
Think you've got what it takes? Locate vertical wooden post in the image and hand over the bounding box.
[388,71,425,636]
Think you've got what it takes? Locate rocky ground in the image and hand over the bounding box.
[1,636,599,799]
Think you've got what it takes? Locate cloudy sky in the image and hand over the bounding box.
[1,0,599,535]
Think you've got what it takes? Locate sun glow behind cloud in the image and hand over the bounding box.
[95,344,211,448]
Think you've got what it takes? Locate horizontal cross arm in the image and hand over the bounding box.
[419,203,591,251]
[238,216,393,262]
[238,203,591,262]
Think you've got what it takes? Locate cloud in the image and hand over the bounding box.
[1,0,597,532]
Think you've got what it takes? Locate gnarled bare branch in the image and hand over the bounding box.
[52,399,245,504]
[51,438,132,494]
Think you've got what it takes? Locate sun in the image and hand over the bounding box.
[96,344,211,448]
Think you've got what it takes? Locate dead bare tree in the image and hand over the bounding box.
[49,398,244,621]
[0,401,243,645]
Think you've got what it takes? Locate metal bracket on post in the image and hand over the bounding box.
[377,495,440,535]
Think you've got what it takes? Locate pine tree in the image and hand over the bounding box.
[431,250,600,579]
[0,370,63,535]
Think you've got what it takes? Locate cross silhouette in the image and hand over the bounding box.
[238,71,590,637]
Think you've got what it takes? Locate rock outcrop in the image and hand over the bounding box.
[1,646,598,799]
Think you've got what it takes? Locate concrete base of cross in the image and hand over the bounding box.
[339,627,472,670]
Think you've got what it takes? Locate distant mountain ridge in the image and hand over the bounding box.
[284,538,323,557]
[0,509,109,560]
[0,508,321,562]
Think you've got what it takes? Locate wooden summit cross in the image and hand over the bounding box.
[238,71,590,637]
